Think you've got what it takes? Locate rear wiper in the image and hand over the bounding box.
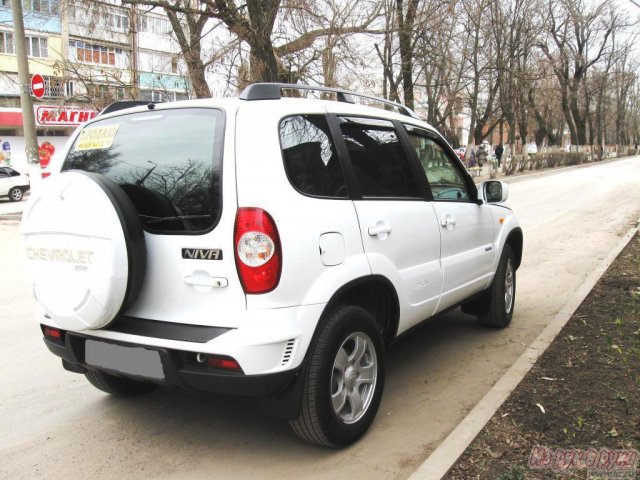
[140,214,211,224]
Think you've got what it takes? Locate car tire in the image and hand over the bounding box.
[8,186,23,202]
[478,244,516,328]
[85,369,156,396]
[290,306,385,448]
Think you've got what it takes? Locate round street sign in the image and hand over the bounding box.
[31,74,45,99]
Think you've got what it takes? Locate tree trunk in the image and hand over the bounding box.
[396,0,419,109]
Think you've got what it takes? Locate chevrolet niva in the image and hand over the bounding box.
[22,83,522,447]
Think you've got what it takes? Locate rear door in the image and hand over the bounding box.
[62,106,246,328]
[402,125,495,311]
[329,114,443,332]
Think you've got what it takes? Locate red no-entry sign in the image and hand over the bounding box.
[31,74,45,99]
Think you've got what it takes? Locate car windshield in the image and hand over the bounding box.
[63,108,224,233]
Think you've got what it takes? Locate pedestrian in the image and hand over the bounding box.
[469,146,477,167]
[477,144,488,168]
[495,142,504,167]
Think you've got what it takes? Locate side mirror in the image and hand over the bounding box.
[480,180,509,203]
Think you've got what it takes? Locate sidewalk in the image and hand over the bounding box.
[445,232,640,479]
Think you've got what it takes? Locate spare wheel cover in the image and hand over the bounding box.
[21,171,146,331]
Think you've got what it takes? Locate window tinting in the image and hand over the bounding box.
[63,108,224,233]
[338,117,419,198]
[279,115,347,198]
[405,125,469,201]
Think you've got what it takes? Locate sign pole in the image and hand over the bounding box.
[10,0,41,190]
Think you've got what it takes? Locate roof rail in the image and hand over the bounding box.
[239,83,418,119]
[100,101,155,116]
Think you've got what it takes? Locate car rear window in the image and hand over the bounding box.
[63,108,224,234]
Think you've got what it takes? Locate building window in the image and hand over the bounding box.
[139,51,179,75]
[0,31,14,54]
[24,0,59,15]
[69,40,129,68]
[27,37,48,58]
[139,90,188,102]
[42,76,64,97]
[137,14,170,34]
[68,2,130,32]
[65,80,74,97]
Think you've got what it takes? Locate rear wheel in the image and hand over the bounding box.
[478,244,516,328]
[290,306,385,448]
[8,187,23,202]
[85,369,156,396]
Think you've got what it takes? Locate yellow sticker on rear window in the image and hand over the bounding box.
[74,125,120,151]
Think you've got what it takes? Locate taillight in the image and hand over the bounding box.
[234,207,282,294]
[42,326,63,342]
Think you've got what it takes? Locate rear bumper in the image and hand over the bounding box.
[43,330,300,397]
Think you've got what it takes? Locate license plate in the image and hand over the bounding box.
[85,340,164,380]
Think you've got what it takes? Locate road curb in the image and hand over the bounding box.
[408,220,640,480]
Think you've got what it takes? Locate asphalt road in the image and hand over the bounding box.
[2,157,639,480]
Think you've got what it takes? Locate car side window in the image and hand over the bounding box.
[7,168,20,177]
[279,114,348,198]
[404,125,469,201]
[0,168,8,178]
[337,116,419,198]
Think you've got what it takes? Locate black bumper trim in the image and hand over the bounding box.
[43,333,298,398]
[104,316,232,343]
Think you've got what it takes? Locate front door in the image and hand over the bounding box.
[402,125,495,311]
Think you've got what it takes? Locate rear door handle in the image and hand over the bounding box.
[368,223,392,237]
[184,271,228,289]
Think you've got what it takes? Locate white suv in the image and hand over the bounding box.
[22,84,522,447]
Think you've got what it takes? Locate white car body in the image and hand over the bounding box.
[0,167,30,200]
[24,84,522,446]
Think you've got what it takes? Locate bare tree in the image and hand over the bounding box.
[537,0,622,146]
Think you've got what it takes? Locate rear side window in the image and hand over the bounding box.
[63,108,224,233]
[279,115,347,198]
[337,116,419,198]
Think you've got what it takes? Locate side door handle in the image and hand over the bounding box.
[368,222,392,238]
[440,216,457,228]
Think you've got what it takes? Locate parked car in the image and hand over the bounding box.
[0,166,30,202]
[527,143,538,155]
[21,83,523,448]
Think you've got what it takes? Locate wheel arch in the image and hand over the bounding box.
[319,275,400,348]
[505,227,523,269]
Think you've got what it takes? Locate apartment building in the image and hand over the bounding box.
[0,0,191,172]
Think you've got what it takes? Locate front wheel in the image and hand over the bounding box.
[290,306,385,447]
[8,187,23,202]
[478,244,516,328]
